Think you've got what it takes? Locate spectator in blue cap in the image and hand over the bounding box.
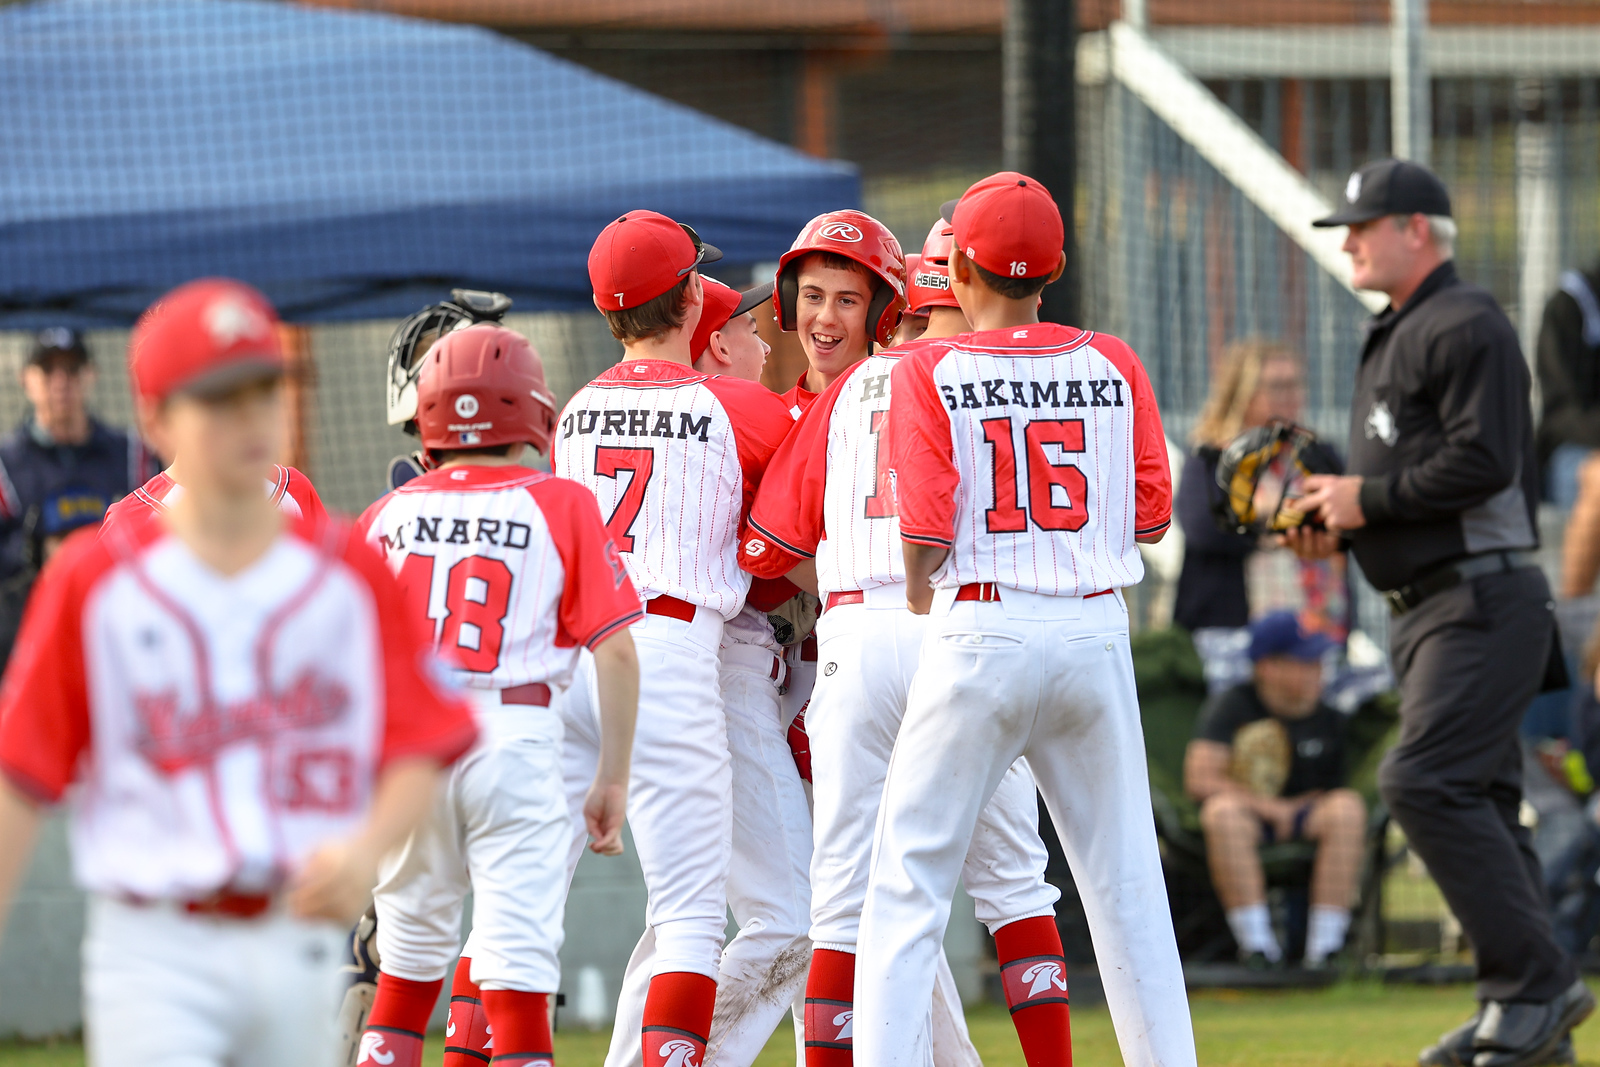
[0,327,159,665]
[1183,610,1365,968]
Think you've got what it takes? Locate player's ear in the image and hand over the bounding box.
[1046,252,1066,284]
[949,244,971,284]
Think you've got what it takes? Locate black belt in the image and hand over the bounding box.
[1385,550,1538,616]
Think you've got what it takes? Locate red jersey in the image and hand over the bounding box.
[102,465,327,536]
[743,349,914,596]
[554,360,791,619]
[356,465,642,692]
[888,324,1171,596]
[0,516,476,900]
[781,373,820,419]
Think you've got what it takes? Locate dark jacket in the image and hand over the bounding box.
[0,418,158,666]
[1348,261,1540,592]
[1173,449,1253,630]
[1535,260,1600,464]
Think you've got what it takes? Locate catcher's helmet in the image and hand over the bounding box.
[1213,420,1343,534]
[910,217,961,313]
[386,289,513,431]
[415,324,557,463]
[774,210,906,347]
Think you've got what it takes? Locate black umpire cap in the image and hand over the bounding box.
[1313,158,1452,228]
[27,326,90,368]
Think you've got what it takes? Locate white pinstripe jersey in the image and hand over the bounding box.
[554,360,791,620]
[356,466,642,692]
[890,325,1172,596]
[743,350,912,596]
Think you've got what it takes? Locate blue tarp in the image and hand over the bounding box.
[0,0,859,327]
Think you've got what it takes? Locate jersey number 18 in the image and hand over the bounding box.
[397,553,514,672]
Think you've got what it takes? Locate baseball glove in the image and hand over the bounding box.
[767,591,821,647]
[1229,717,1292,798]
[1213,420,1343,535]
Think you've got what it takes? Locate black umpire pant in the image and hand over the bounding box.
[1378,566,1575,1003]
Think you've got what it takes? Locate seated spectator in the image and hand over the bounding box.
[0,328,159,664]
[1183,611,1366,967]
[1537,257,1600,508]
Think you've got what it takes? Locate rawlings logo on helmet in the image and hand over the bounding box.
[820,222,863,242]
[775,210,907,346]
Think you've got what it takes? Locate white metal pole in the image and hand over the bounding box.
[1391,0,1430,163]
[1123,0,1147,32]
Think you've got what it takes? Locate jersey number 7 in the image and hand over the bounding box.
[595,446,655,553]
[982,417,1090,533]
[397,553,514,673]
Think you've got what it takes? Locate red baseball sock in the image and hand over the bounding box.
[995,917,1072,1067]
[359,972,442,1067]
[641,971,716,1067]
[482,989,553,1066]
[804,948,856,1067]
[444,957,493,1067]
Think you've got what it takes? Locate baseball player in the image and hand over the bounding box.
[890,254,930,347]
[591,274,817,1067]
[554,211,794,1067]
[743,213,1068,1067]
[351,324,643,1067]
[332,289,526,1059]
[0,278,477,1067]
[855,173,1196,1067]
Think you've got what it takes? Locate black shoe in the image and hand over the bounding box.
[1472,979,1595,1067]
[1419,1009,1482,1067]
[1240,950,1282,972]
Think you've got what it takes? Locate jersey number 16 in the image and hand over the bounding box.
[981,417,1090,533]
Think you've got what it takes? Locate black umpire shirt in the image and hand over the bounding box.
[1347,261,1540,592]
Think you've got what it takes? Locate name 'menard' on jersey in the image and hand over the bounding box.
[357,466,642,693]
[554,360,791,620]
[889,324,1171,597]
[743,350,914,596]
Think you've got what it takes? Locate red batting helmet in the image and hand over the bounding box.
[774,210,906,347]
[415,324,558,462]
[912,217,962,313]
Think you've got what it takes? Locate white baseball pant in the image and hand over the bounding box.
[83,895,345,1067]
[855,590,1196,1067]
[806,591,1059,953]
[375,697,570,992]
[571,634,814,1067]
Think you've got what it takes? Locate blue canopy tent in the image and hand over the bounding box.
[0,0,859,327]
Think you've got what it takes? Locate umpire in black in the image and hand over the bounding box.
[1289,159,1592,1067]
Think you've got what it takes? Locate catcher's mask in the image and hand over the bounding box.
[386,289,514,432]
[1213,420,1342,535]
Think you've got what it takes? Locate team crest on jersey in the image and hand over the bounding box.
[1364,400,1398,446]
[134,669,351,774]
[604,539,628,588]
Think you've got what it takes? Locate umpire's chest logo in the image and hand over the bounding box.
[1364,400,1399,446]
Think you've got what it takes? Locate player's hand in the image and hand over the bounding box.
[288,839,378,923]
[1276,525,1342,560]
[906,587,934,615]
[1297,474,1366,532]
[584,780,628,856]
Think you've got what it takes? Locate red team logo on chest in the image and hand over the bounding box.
[133,669,352,774]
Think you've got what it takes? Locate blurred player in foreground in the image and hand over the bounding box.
[0,277,476,1067]
[557,212,793,1067]
[353,324,642,1067]
[745,210,1068,1067]
[856,174,1196,1067]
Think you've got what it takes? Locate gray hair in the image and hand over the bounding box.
[1393,213,1455,258]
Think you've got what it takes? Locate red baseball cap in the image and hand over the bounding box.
[690,277,775,359]
[940,171,1063,281]
[129,278,285,402]
[589,210,723,311]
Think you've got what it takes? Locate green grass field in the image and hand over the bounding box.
[5,981,1600,1067]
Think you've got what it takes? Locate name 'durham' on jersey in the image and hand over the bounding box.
[561,408,716,443]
